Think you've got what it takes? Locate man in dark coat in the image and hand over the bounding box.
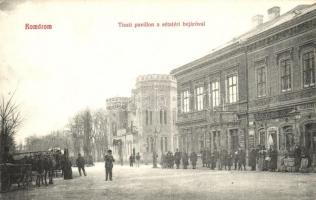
[76,153,86,176]
[206,149,211,168]
[62,150,73,180]
[269,147,278,172]
[294,145,301,171]
[104,150,115,181]
[202,149,207,167]
[238,148,246,170]
[211,152,216,170]
[129,154,134,167]
[226,151,233,170]
[249,148,257,171]
[190,152,198,169]
[182,152,189,169]
[174,149,181,169]
[136,152,141,167]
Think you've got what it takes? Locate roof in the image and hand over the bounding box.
[171,3,316,76]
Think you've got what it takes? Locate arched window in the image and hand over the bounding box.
[258,129,266,146]
[281,126,294,151]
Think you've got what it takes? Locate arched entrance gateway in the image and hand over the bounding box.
[267,127,278,150]
[303,123,316,155]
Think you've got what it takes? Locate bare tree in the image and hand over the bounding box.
[82,109,92,158]
[92,108,108,161]
[0,94,22,163]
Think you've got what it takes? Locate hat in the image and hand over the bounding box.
[107,149,112,153]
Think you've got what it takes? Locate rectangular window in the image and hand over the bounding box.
[160,110,163,124]
[182,90,190,113]
[195,86,204,111]
[227,75,238,103]
[210,81,220,107]
[280,59,292,92]
[161,137,164,153]
[303,52,315,88]
[150,111,153,125]
[164,110,167,124]
[257,66,266,97]
[164,137,168,152]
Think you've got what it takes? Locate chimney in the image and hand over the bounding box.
[268,6,280,20]
[251,15,263,28]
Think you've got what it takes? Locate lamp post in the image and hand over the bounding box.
[153,127,159,168]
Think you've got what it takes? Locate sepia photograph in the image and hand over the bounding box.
[0,0,316,199]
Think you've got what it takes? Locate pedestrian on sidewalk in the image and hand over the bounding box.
[104,150,115,181]
[174,149,182,169]
[190,151,198,169]
[76,153,87,176]
[129,154,135,167]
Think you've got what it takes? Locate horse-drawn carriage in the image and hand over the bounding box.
[0,163,32,192]
[0,149,63,192]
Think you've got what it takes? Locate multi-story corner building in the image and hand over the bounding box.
[246,5,316,168]
[133,74,178,162]
[171,4,316,170]
[171,37,248,156]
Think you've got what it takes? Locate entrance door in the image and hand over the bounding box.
[305,123,316,153]
[267,129,278,150]
[230,129,239,153]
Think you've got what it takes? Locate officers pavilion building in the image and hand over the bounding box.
[171,4,316,170]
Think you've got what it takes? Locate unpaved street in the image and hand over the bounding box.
[1,163,316,200]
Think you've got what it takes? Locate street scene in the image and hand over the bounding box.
[1,162,316,200]
[1,0,316,199]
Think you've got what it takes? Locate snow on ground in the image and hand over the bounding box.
[1,162,316,200]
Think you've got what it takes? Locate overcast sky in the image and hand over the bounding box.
[0,0,314,143]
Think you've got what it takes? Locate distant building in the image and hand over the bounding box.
[106,97,134,162]
[171,4,316,170]
[106,74,178,163]
[133,74,178,162]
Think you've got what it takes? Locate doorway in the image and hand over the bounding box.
[230,129,239,153]
[305,123,316,153]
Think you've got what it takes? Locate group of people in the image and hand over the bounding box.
[201,148,247,171]
[160,150,198,169]
[159,148,246,171]
[129,152,141,167]
[0,147,62,191]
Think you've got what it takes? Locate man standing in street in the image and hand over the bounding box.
[129,154,134,167]
[76,153,86,176]
[190,151,198,169]
[174,149,181,169]
[104,150,115,181]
